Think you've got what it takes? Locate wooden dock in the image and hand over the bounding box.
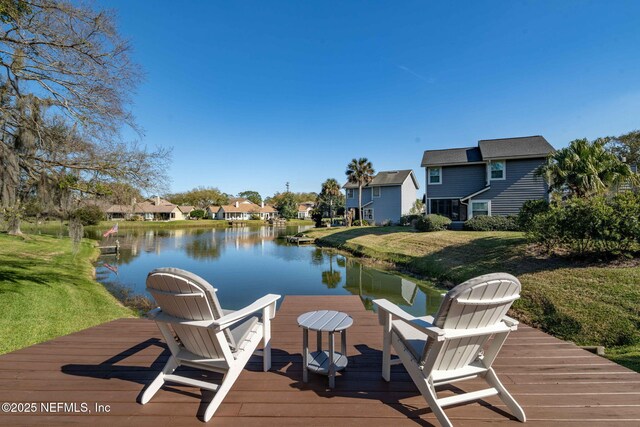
[286,235,315,245]
[0,295,638,426]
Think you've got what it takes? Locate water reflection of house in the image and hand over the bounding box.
[344,262,418,305]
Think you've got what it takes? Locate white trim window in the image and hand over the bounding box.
[428,167,442,185]
[470,200,490,218]
[362,208,374,221]
[372,186,381,198]
[490,160,506,180]
[347,189,354,198]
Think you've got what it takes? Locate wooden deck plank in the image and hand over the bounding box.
[0,295,638,426]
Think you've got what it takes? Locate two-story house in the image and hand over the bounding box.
[343,169,419,225]
[421,136,554,224]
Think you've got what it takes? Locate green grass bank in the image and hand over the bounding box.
[0,233,134,354]
[307,226,640,372]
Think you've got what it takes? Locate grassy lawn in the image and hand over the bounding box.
[307,226,640,372]
[0,233,134,354]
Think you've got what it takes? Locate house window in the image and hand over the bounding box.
[362,208,374,221]
[372,186,381,198]
[490,161,505,180]
[347,189,354,198]
[430,199,467,221]
[428,167,441,184]
[470,200,490,217]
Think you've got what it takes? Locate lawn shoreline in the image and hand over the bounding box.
[0,233,135,355]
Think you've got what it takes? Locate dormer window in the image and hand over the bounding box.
[428,167,441,184]
[490,161,505,180]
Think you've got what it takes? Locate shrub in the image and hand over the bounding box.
[249,213,261,220]
[526,193,640,256]
[189,209,205,219]
[399,214,421,226]
[311,209,323,227]
[517,199,550,230]
[558,197,613,254]
[128,214,143,221]
[527,209,563,252]
[607,192,640,251]
[71,205,104,226]
[352,219,370,226]
[463,215,519,231]
[414,214,451,232]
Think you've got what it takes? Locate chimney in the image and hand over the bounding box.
[155,195,160,205]
[235,201,239,208]
[261,202,264,208]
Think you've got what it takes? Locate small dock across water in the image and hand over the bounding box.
[285,235,315,245]
[0,295,638,426]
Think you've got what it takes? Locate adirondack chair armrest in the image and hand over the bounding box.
[442,322,512,339]
[501,315,519,330]
[373,299,445,340]
[213,294,281,330]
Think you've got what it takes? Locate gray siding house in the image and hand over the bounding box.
[421,136,554,222]
[344,170,419,225]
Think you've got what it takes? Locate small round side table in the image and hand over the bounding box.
[297,310,353,388]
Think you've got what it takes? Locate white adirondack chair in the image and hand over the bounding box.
[374,273,526,427]
[140,268,280,421]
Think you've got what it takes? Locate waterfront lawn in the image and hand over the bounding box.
[307,226,640,372]
[0,233,134,354]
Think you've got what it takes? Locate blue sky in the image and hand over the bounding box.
[101,0,640,197]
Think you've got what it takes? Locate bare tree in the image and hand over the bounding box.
[0,0,170,234]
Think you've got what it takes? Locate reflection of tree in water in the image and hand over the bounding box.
[336,256,346,268]
[184,238,221,260]
[322,271,341,288]
[320,250,342,288]
[310,248,325,265]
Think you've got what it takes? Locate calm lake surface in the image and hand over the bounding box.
[90,226,444,316]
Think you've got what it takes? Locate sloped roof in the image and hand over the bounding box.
[478,136,554,159]
[422,135,554,166]
[421,147,482,166]
[219,203,261,213]
[344,170,419,189]
[106,204,133,213]
[298,204,313,212]
[178,205,194,213]
[259,205,277,213]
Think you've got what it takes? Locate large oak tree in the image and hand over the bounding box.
[0,0,169,234]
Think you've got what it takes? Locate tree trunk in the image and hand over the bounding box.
[358,185,363,226]
[6,202,23,235]
[329,200,334,224]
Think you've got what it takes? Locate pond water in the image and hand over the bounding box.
[90,225,444,316]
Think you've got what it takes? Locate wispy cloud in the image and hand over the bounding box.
[397,65,434,84]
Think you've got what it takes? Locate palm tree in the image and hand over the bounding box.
[536,138,638,198]
[345,158,375,225]
[319,178,342,223]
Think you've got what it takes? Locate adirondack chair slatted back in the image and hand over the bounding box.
[146,268,236,358]
[421,273,520,371]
